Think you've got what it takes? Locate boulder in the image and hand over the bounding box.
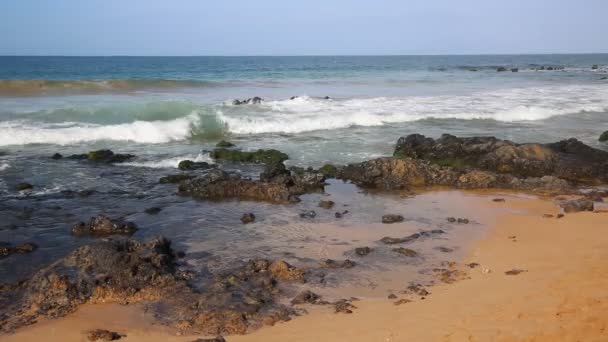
[496,66,507,72]
[210,148,288,164]
[15,183,33,191]
[600,131,608,142]
[561,198,594,213]
[240,213,256,224]
[178,160,214,171]
[86,150,134,163]
[71,215,138,236]
[382,214,404,224]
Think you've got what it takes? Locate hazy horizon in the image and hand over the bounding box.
[1,0,607,56]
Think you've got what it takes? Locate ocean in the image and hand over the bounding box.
[1,55,607,283]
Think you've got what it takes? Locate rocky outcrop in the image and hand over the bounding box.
[600,131,608,142]
[232,97,263,105]
[210,148,288,164]
[178,160,215,171]
[67,150,135,163]
[391,134,608,185]
[71,215,138,236]
[0,237,307,335]
[178,163,325,203]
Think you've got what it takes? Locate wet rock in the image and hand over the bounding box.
[15,183,33,191]
[505,269,527,275]
[319,259,356,269]
[447,217,456,223]
[457,218,469,224]
[382,214,404,224]
[260,161,290,182]
[592,64,599,70]
[318,164,338,178]
[511,68,519,72]
[394,299,412,305]
[159,174,195,184]
[268,260,305,282]
[599,131,608,142]
[561,198,594,213]
[380,230,445,244]
[403,283,430,297]
[178,169,303,203]
[232,97,263,105]
[392,247,418,257]
[431,268,469,284]
[334,210,349,218]
[557,213,565,218]
[86,150,135,163]
[191,338,226,342]
[178,160,214,171]
[216,140,235,148]
[387,294,397,299]
[240,213,255,224]
[467,262,480,269]
[290,290,321,305]
[87,329,123,341]
[144,207,162,215]
[299,211,316,219]
[318,200,335,209]
[496,66,507,72]
[354,247,372,256]
[493,198,506,202]
[333,299,356,314]
[210,148,288,164]
[51,153,63,160]
[71,215,138,236]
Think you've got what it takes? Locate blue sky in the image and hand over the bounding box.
[1,0,607,55]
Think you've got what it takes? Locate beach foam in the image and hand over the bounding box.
[121,153,213,169]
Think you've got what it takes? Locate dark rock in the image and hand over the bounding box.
[354,247,372,256]
[178,160,214,171]
[496,66,507,72]
[210,148,288,164]
[291,290,321,305]
[505,269,527,275]
[333,299,356,314]
[216,140,235,148]
[547,66,554,70]
[380,230,445,245]
[318,200,335,209]
[299,211,317,219]
[290,96,299,100]
[447,217,456,223]
[319,259,356,269]
[561,198,594,213]
[240,213,256,224]
[15,183,33,191]
[71,215,138,236]
[87,329,123,341]
[392,247,418,257]
[232,97,263,105]
[190,338,226,342]
[14,242,37,254]
[260,161,290,182]
[436,246,453,253]
[387,294,397,299]
[334,210,349,218]
[457,218,470,224]
[600,131,608,142]
[394,299,412,305]
[323,96,331,100]
[592,64,599,70]
[382,214,404,224]
[159,174,195,184]
[87,150,134,163]
[144,207,162,215]
[51,153,63,160]
[557,213,565,219]
[493,198,506,202]
[511,68,519,72]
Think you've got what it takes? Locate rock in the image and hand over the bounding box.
[592,64,599,70]
[15,183,33,191]
[240,213,255,224]
[354,247,372,256]
[299,211,316,219]
[51,153,63,160]
[86,150,134,163]
[547,66,554,71]
[260,161,290,182]
[232,97,263,105]
[323,96,331,100]
[333,299,356,314]
[216,140,235,148]
[159,174,195,184]
[496,66,507,72]
[447,217,456,223]
[178,160,214,171]
[511,68,519,72]
[403,283,430,296]
[191,338,226,342]
[436,246,453,253]
[557,213,565,218]
[0,242,37,258]
[71,215,138,236]
[457,218,469,224]
[561,198,594,213]
[392,247,418,257]
[178,169,304,203]
[493,198,506,202]
[318,200,335,209]
[334,210,349,218]
[210,148,288,164]
[387,294,397,299]
[599,131,608,142]
[290,96,299,100]
[505,269,527,275]
[318,164,338,178]
[87,329,123,341]
[291,290,321,305]
[382,214,404,224]
[268,260,305,281]
[380,230,445,244]
[319,259,356,269]
[144,207,162,215]
[394,299,412,305]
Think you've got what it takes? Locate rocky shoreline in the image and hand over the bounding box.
[1,133,607,338]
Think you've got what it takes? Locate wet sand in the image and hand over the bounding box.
[1,191,607,342]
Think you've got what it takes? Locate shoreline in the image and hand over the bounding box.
[2,190,606,341]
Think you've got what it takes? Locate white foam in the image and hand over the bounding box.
[0,163,9,171]
[122,153,213,169]
[222,85,608,134]
[0,113,200,146]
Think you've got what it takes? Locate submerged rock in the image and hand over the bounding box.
[0,242,38,258]
[600,131,608,142]
[86,150,135,163]
[392,247,418,257]
[240,213,256,224]
[15,183,33,191]
[232,97,263,105]
[71,215,138,236]
[210,148,288,164]
[51,153,63,160]
[496,66,507,72]
[299,210,317,219]
[144,207,162,215]
[216,140,235,148]
[382,214,404,224]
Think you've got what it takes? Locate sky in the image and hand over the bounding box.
[1,0,607,56]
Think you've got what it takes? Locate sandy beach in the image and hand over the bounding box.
[2,191,606,342]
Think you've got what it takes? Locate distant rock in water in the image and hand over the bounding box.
[511,68,519,72]
[72,215,138,236]
[592,64,599,70]
[560,198,594,213]
[216,140,235,148]
[381,214,404,224]
[15,182,33,191]
[232,96,263,105]
[0,241,38,258]
[600,131,608,142]
[210,148,289,164]
[159,174,195,184]
[67,150,134,163]
[496,66,507,72]
[51,153,63,160]
[240,212,256,224]
[177,160,214,171]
